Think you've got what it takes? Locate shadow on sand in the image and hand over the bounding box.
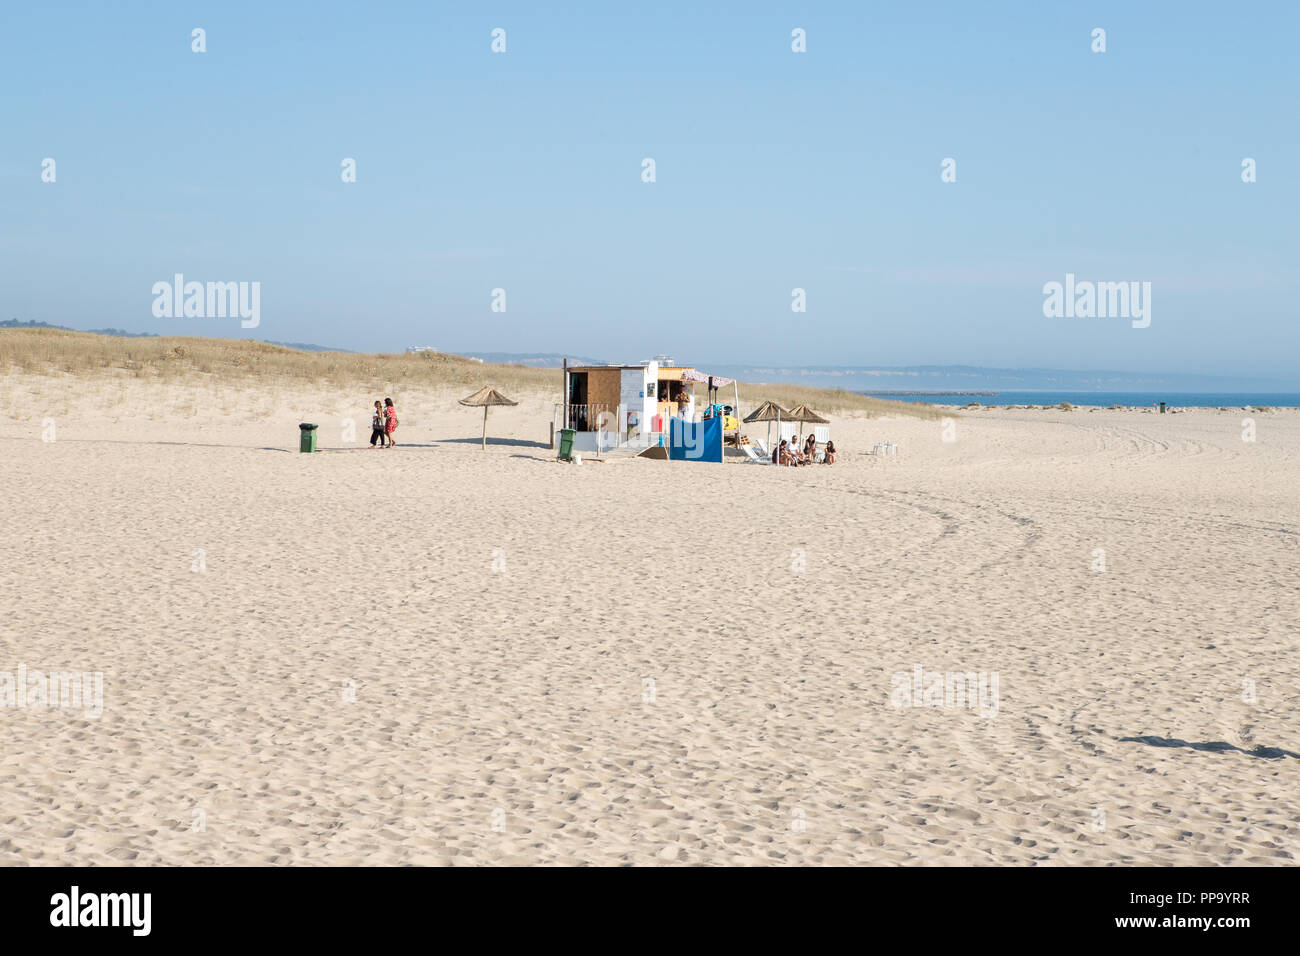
[4,434,549,453]
[1120,735,1299,760]
[0,435,297,453]
[326,443,440,450]
[437,436,551,449]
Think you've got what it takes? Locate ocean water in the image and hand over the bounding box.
[861,392,1300,408]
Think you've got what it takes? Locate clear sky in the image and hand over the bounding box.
[3,1,1297,381]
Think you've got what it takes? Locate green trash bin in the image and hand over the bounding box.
[557,427,575,461]
[299,422,318,453]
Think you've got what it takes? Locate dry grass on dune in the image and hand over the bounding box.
[0,327,552,393]
[0,328,942,419]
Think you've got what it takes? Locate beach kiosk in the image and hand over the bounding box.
[558,359,739,456]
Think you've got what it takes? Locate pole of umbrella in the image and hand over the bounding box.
[482,405,488,450]
[733,381,740,443]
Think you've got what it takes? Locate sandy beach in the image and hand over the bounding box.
[1,378,1297,866]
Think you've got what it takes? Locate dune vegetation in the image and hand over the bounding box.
[0,328,944,419]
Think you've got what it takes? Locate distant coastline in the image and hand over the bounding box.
[862,390,1300,408]
[5,327,1296,397]
[864,390,999,397]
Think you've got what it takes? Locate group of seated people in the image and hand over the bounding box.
[774,434,837,466]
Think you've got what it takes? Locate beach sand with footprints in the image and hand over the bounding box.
[2,379,1298,865]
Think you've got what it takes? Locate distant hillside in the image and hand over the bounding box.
[1,319,349,353]
[462,351,610,368]
[263,340,352,353]
[2,318,158,338]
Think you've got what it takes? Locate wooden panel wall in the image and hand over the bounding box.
[587,369,622,413]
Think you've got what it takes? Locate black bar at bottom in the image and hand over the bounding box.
[0,865,1284,944]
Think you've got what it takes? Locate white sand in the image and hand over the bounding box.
[1,378,1297,865]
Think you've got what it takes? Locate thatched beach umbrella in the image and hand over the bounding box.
[743,400,792,454]
[786,403,830,446]
[459,386,518,450]
[786,403,829,425]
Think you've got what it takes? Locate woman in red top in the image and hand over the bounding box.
[384,397,398,448]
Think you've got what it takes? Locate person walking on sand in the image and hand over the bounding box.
[384,397,398,448]
[369,400,388,448]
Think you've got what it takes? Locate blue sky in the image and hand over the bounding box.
[3,1,1297,381]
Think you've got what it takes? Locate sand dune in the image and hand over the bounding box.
[1,379,1297,865]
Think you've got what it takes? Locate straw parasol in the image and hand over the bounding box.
[742,400,791,454]
[786,403,829,425]
[459,386,518,450]
[786,403,829,447]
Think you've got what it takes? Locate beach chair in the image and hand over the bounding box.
[741,443,771,465]
[754,438,771,459]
